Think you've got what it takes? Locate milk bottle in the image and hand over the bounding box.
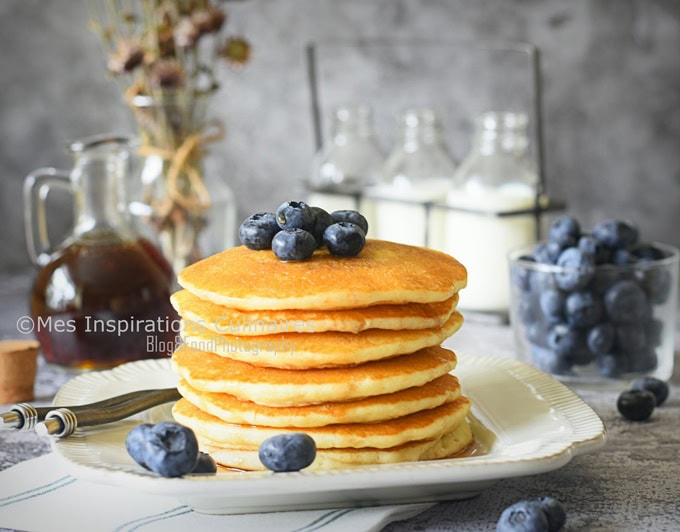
[446,112,540,314]
[308,105,383,223]
[373,109,456,247]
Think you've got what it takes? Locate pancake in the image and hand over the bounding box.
[178,240,467,310]
[171,344,458,406]
[172,396,471,449]
[180,311,463,369]
[171,289,459,335]
[200,422,473,471]
[177,374,460,427]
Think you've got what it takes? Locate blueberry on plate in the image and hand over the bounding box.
[592,219,639,249]
[529,496,566,532]
[144,422,199,478]
[548,215,581,248]
[276,201,316,232]
[192,451,217,474]
[323,222,366,257]
[126,423,154,469]
[259,433,317,472]
[617,389,656,421]
[565,291,603,328]
[272,229,317,261]
[604,280,648,324]
[631,376,669,406]
[310,206,334,248]
[554,247,595,291]
[587,322,615,355]
[239,212,280,250]
[330,210,369,235]
[496,500,549,532]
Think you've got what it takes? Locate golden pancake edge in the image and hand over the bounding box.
[178,240,467,310]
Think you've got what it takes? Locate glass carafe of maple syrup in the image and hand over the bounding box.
[24,135,178,370]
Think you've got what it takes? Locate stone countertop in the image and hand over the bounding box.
[1,272,680,531]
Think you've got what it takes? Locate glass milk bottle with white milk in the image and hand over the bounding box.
[308,105,384,219]
[446,111,539,314]
[373,109,456,247]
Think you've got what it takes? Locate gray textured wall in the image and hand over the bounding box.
[1,0,679,271]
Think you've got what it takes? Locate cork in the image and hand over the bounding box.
[0,340,40,404]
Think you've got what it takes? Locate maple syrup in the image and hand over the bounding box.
[25,135,178,370]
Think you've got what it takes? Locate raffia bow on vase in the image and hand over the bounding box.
[130,92,226,273]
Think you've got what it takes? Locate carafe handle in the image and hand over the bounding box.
[23,168,72,266]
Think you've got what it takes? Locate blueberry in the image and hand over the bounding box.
[631,243,668,261]
[547,323,587,357]
[530,345,571,375]
[526,322,549,347]
[617,389,655,421]
[591,267,635,296]
[592,219,639,249]
[330,210,369,235]
[587,323,615,355]
[529,270,555,294]
[644,318,664,347]
[529,496,566,532]
[518,297,538,326]
[627,346,658,373]
[271,229,317,261]
[532,242,561,265]
[192,451,217,474]
[631,376,669,406]
[554,247,595,291]
[597,354,625,378]
[604,280,648,324]
[310,206,334,248]
[258,433,317,472]
[639,268,672,305]
[323,222,366,257]
[565,291,603,327]
[539,289,565,322]
[578,235,611,264]
[496,500,549,532]
[548,216,581,249]
[239,212,280,250]
[276,201,316,232]
[615,324,647,353]
[511,257,535,292]
[144,422,199,478]
[612,248,637,266]
[126,423,154,469]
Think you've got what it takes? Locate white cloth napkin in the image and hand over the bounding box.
[0,453,433,532]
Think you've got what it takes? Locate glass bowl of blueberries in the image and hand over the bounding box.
[508,216,678,387]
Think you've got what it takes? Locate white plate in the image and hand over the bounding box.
[50,355,605,515]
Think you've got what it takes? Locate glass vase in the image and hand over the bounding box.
[128,93,236,274]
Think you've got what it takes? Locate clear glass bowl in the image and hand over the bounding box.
[508,242,678,388]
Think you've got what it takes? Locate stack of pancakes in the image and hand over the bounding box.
[170,240,471,470]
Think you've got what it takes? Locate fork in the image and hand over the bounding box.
[1,388,181,437]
